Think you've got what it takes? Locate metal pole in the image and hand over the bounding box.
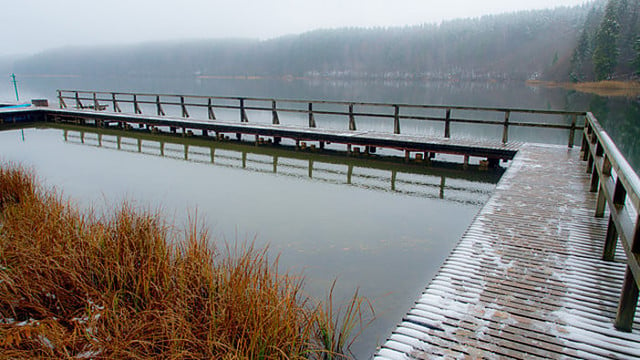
[10,73,19,102]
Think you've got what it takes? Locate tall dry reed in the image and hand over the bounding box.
[0,163,373,359]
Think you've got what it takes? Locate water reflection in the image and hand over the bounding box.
[61,124,501,206]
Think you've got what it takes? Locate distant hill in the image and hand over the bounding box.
[8,3,605,82]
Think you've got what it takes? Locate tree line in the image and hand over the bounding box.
[570,0,640,81]
[8,1,637,82]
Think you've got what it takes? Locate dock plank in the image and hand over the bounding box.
[375,144,640,359]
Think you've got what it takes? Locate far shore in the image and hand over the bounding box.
[526,80,640,98]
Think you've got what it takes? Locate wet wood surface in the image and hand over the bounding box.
[375,144,640,359]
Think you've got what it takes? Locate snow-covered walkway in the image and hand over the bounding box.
[376,144,640,359]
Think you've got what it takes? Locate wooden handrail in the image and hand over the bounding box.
[57,89,586,147]
[582,112,640,332]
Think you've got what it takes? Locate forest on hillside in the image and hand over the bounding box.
[6,0,639,82]
[570,0,640,81]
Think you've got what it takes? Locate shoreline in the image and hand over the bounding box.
[526,79,640,98]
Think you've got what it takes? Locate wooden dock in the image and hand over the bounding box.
[375,142,640,358]
[1,92,639,358]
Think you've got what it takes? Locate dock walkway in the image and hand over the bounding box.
[375,144,640,359]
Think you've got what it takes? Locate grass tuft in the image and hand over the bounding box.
[0,163,374,359]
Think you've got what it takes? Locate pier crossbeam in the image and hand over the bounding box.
[42,107,520,161]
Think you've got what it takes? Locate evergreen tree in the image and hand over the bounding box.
[570,30,591,81]
[634,36,640,73]
[593,0,621,80]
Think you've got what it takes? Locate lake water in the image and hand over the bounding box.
[1,76,638,358]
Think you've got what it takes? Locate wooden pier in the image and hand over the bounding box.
[375,114,640,359]
[1,91,639,358]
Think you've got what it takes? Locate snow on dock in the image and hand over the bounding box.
[375,143,640,359]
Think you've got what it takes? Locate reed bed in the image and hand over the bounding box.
[0,163,373,359]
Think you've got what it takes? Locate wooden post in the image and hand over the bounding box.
[502,111,510,144]
[137,138,142,153]
[133,94,142,114]
[614,267,639,332]
[208,98,216,120]
[348,104,356,131]
[308,102,316,128]
[184,144,188,160]
[58,90,66,109]
[181,96,189,118]
[93,93,100,111]
[156,96,165,116]
[273,156,278,173]
[242,151,247,168]
[393,105,400,134]
[271,100,279,125]
[568,114,577,148]
[602,216,618,261]
[439,176,446,199]
[582,133,590,161]
[595,188,606,218]
[444,108,451,138]
[347,164,353,184]
[160,142,164,156]
[112,93,121,112]
[613,178,627,205]
[240,98,248,122]
[391,170,397,191]
[210,147,215,163]
[308,160,313,178]
[589,169,599,192]
[632,215,640,253]
[75,92,83,109]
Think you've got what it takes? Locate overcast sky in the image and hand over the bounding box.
[4,0,590,57]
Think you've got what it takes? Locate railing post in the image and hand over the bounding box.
[133,94,142,114]
[568,114,577,148]
[603,178,627,260]
[444,108,451,139]
[112,93,121,112]
[308,102,316,128]
[348,103,356,131]
[240,98,248,122]
[208,98,216,120]
[393,105,400,134]
[75,91,83,109]
[602,217,618,260]
[157,96,165,116]
[614,267,639,332]
[582,121,591,161]
[502,111,510,144]
[93,92,100,111]
[57,90,66,109]
[271,100,279,125]
[180,96,189,118]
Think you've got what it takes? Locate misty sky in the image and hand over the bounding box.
[5,0,590,56]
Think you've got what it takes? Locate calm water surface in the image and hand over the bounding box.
[1,76,638,357]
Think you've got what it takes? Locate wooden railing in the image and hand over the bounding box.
[57,90,585,147]
[583,112,640,332]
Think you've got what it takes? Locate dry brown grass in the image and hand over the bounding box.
[526,79,640,97]
[0,163,373,359]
